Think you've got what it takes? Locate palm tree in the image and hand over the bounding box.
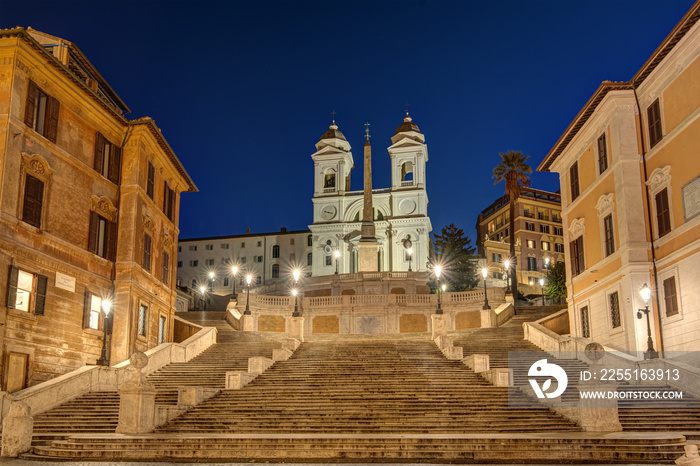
[492,151,532,299]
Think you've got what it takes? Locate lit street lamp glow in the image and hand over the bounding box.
[481,267,490,310]
[637,283,658,359]
[97,299,112,366]
[244,274,253,315]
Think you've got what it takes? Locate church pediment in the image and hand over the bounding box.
[388,138,424,151]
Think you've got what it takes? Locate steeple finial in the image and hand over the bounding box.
[364,122,371,142]
[404,102,410,116]
[331,109,337,125]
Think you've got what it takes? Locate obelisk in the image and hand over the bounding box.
[358,122,379,272]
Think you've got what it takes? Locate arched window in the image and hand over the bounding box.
[307,234,313,246]
[324,168,336,191]
[272,245,280,258]
[307,252,313,266]
[271,264,279,278]
[401,162,414,185]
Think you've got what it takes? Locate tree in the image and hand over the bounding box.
[492,150,532,299]
[428,223,479,292]
[546,261,567,304]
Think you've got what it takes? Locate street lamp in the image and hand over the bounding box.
[434,265,443,314]
[637,283,658,359]
[539,277,545,306]
[231,266,238,299]
[208,271,215,291]
[244,274,253,315]
[96,299,112,366]
[292,288,299,317]
[334,250,341,274]
[481,268,491,310]
[407,248,413,272]
[503,260,510,293]
[199,285,206,311]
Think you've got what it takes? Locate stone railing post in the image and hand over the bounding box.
[116,352,157,434]
[1,401,33,457]
[289,316,305,342]
[576,343,622,432]
[431,314,447,339]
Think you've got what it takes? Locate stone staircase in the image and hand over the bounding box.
[450,308,700,435]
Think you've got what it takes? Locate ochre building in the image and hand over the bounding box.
[538,3,700,353]
[0,27,196,392]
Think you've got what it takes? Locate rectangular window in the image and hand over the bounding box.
[161,251,170,285]
[142,234,152,272]
[241,242,245,248]
[290,238,295,245]
[88,211,117,261]
[256,276,261,285]
[555,243,564,253]
[597,133,608,174]
[221,243,229,249]
[290,253,295,262]
[527,240,535,249]
[525,222,535,231]
[163,183,175,221]
[307,235,313,246]
[580,306,590,338]
[570,236,585,277]
[190,260,198,267]
[609,292,621,329]
[83,292,102,330]
[177,261,182,268]
[537,210,548,221]
[655,188,671,237]
[240,257,247,264]
[7,267,47,316]
[527,257,537,271]
[307,253,313,266]
[570,161,580,201]
[146,162,155,199]
[492,253,502,263]
[325,255,332,266]
[604,214,615,257]
[22,174,44,228]
[222,258,230,265]
[541,241,550,251]
[25,80,59,142]
[663,276,679,317]
[523,207,534,218]
[554,227,563,236]
[223,277,229,287]
[138,304,148,336]
[205,244,213,250]
[271,264,279,278]
[94,133,122,184]
[540,225,550,234]
[648,99,663,148]
[189,245,197,251]
[158,315,166,343]
[255,256,263,263]
[206,259,214,266]
[257,241,262,247]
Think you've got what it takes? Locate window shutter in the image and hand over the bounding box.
[88,211,99,254]
[162,251,169,285]
[83,290,92,328]
[569,241,577,276]
[106,220,118,262]
[25,80,37,127]
[22,175,44,228]
[6,265,19,309]
[34,274,48,315]
[147,162,155,199]
[94,133,105,172]
[109,145,122,184]
[46,96,60,143]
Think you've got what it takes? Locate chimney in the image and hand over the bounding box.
[246,228,250,235]
[281,227,287,233]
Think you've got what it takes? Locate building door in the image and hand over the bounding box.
[6,352,29,393]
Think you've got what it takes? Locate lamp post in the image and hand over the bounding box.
[407,248,413,272]
[199,286,206,311]
[231,266,238,299]
[481,268,491,310]
[434,265,443,314]
[208,271,215,291]
[539,278,545,306]
[503,260,510,293]
[334,250,341,274]
[244,274,252,315]
[96,299,112,366]
[292,289,299,317]
[637,283,658,359]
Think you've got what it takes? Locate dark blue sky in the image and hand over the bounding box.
[5,0,695,240]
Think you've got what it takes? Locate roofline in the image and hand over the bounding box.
[180,229,312,242]
[480,186,561,216]
[538,1,700,172]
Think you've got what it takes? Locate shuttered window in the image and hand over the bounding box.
[88,211,117,261]
[25,80,59,142]
[604,214,615,257]
[663,276,679,317]
[138,304,148,336]
[147,162,155,199]
[161,251,170,285]
[570,162,580,201]
[648,99,663,148]
[22,174,44,228]
[163,183,175,221]
[94,133,122,184]
[655,188,671,237]
[6,265,47,315]
[597,134,608,174]
[143,234,152,272]
[570,236,585,277]
[83,291,102,330]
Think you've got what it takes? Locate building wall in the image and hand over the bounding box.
[540,6,700,353]
[0,29,194,391]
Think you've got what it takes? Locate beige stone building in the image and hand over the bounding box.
[538,3,700,353]
[475,187,565,294]
[0,27,196,392]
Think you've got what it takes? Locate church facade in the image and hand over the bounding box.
[309,115,432,277]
